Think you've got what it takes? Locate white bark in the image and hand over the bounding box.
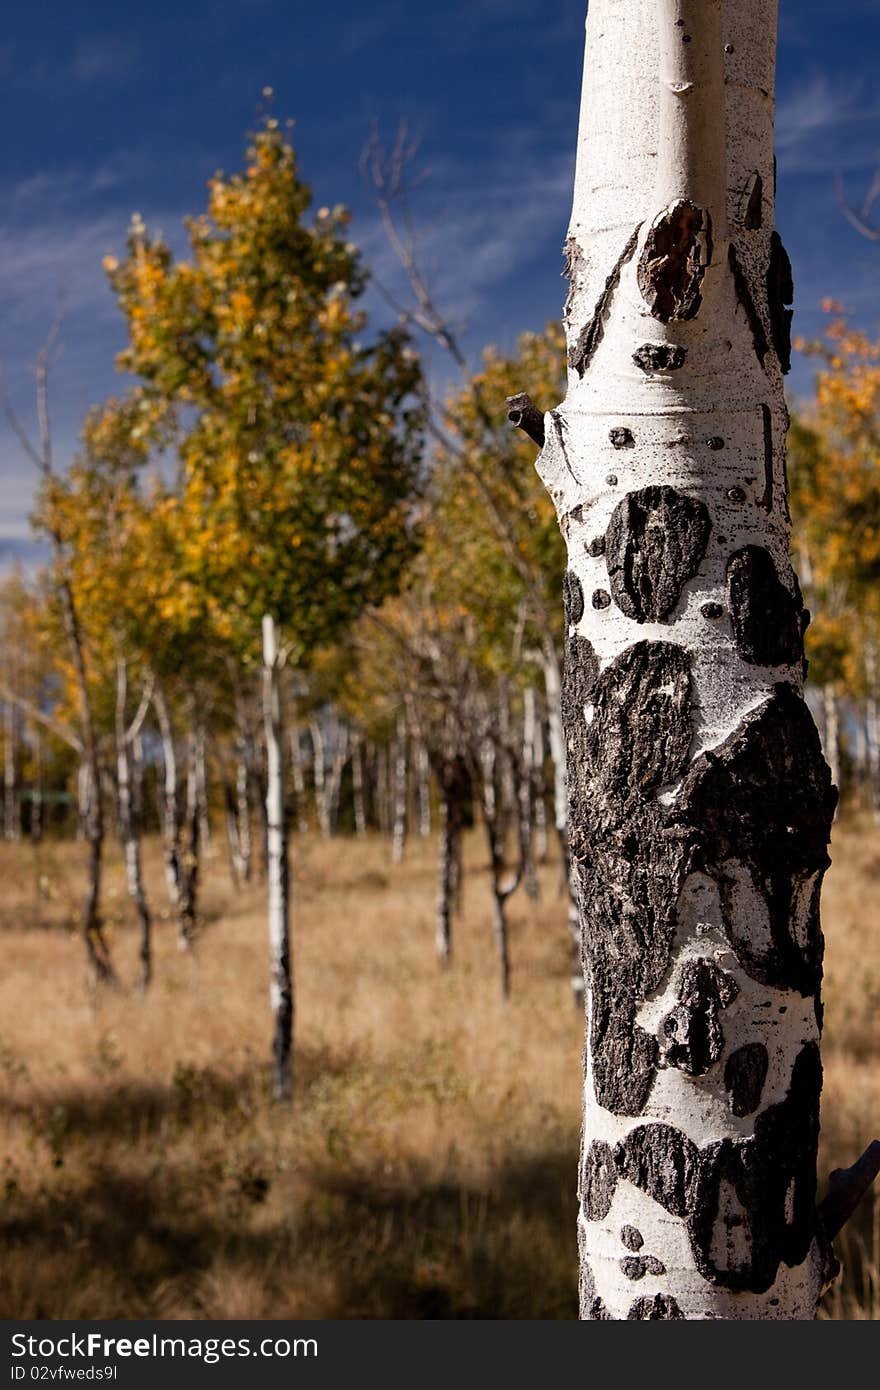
[541,647,568,839]
[325,723,350,836]
[416,740,431,837]
[352,736,367,838]
[538,0,836,1319]
[30,733,43,844]
[525,687,549,860]
[153,685,181,912]
[3,685,20,841]
[195,723,212,854]
[289,724,309,834]
[821,685,841,815]
[262,616,293,1102]
[310,718,330,838]
[866,649,880,821]
[391,715,408,863]
[115,660,152,989]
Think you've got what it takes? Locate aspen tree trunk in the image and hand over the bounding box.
[391,715,408,863]
[525,687,549,860]
[325,725,349,836]
[534,0,842,1319]
[865,650,880,821]
[541,645,568,862]
[435,750,470,964]
[853,703,868,803]
[289,725,309,834]
[235,747,253,874]
[30,734,43,844]
[262,616,293,1102]
[4,687,20,841]
[195,723,212,854]
[115,660,152,990]
[416,741,431,837]
[541,644,583,996]
[224,785,244,888]
[478,734,522,998]
[436,791,455,966]
[310,719,330,838]
[178,722,201,950]
[375,744,391,836]
[352,736,367,838]
[154,685,182,913]
[55,572,113,979]
[821,685,841,817]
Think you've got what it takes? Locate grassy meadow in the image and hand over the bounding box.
[0,818,878,1320]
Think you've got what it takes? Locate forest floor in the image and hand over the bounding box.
[0,816,878,1320]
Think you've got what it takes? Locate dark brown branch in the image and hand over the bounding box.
[818,1140,880,1241]
[506,393,545,448]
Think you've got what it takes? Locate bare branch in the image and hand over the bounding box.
[361,122,471,375]
[0,313,65,476]
[0,683,82,754]
[818,1140,880,1241]
[835,169,880,243]
[125,676,156,746]
[506,393,546,448]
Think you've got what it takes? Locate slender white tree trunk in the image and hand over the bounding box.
[866,656,880,822]
[521,686,541,901]
[375,744,391,836]
[436,792,454,966]
[3,685,20,842]
[235,744,253,874]
[534,0,841,1319]
[391,715,408,863]
[352,736,367,838]
[289,724,309,834]
[153,685,182,913]
[310,719,330,839]
[262,616,293,1103]
[526,687,549,860]
[30,733,43,844]
[416,741,431,837]
[325,724,350,836]
[541,645,568,849]
[821,685,841,817]
[115,660,152,989]
[195,723,212,854]
[853,701,868,800]
[179,719,201,948]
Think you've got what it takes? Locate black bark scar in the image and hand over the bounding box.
[638,201,712,322]
[728,243,769,364]
[727,546,803,667]
[569,225,641,377]
[605,485,711,623]
[767,231,794,374]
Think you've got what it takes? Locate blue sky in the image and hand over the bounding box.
[1,0,879,566]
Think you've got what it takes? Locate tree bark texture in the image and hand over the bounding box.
[434,753,470,966]
[115,660,152,990]
[537,0,838,1319]
[4,680,20,841]
[262,616,293,1103]
[352,736,367,838]
[821,685,841,818]
[391,715,408,864]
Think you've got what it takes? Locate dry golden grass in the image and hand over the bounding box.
[0,815,877,1320]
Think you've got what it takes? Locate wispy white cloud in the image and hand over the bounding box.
[71,35,139,85]
[776,74,880,175]
[777,75,853,150]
